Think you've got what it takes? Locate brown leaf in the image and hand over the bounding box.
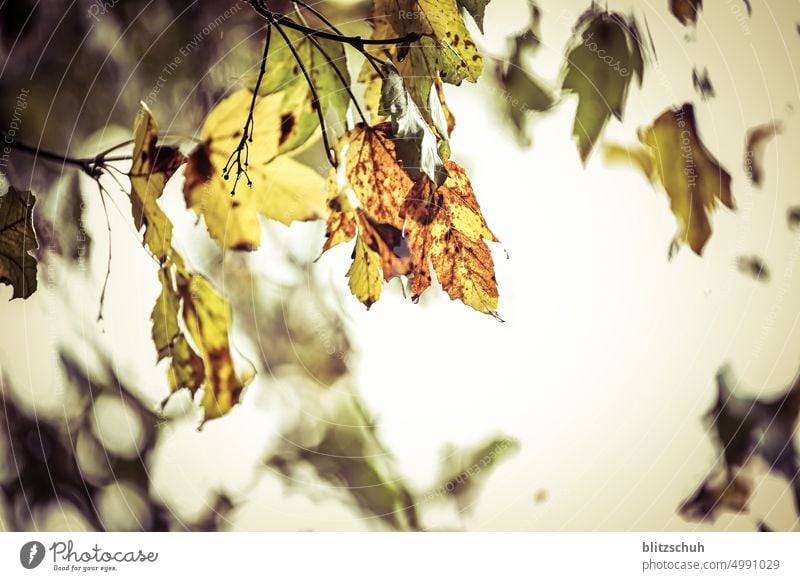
[403,161,500,316]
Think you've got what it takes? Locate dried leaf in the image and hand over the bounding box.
[403,161,500,316]
[0,186,38,299]
[129,105,185,263]
[183,89,327,250]
[561,9,644,162]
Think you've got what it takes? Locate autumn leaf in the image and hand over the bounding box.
[154,253,251,422]
[385,0,484,83]
[403,161,500,316]
[360,9,467,122]
[670,0,702,26]
[129,105,185,263]
[0,186,38,299]
[745,121,782,187]
[605,104,734,255]
[183,89,327,250]
[347,232,384,308]
[561,9,644,162]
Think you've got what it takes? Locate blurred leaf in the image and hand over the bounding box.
[606,104,734,255]
[692,67,715,100]
[735,255,770,282]
[561,9,644,162]
[0,186,38,299]
[745,121,782,187]
[681,365,800,522]
[33,174,91,264]
[402,162,500,316]
[788,207,800,230]
[670,0,702,26]
[429,436,519,512]
[183,89,327,251]
[267,385,420,531]
[679,470,751,522]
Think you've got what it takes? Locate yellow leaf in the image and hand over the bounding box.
[639,104,734,255]
[180,272,248,421]
[344,123,413,229]
[151,266,181,362]
[183,89,327,250]
[129,106,185,262]
[388,0,483,82]
[403,161,499,316]
[347,233,383,309]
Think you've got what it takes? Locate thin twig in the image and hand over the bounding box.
[249,0,419,48]
[291,4,368,127]
[266,13,338,166]
[289,0,385,78]
[223,23,273,195]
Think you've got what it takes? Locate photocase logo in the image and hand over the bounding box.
[19,541,46,569]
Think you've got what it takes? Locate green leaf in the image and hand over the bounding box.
[561,9,644,162]
[0,186,38,299]
[248,19,352,149]
[457,0,490,33]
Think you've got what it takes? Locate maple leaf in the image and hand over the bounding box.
[129,105,185,263]
[604,104,734,255]
[0,186,38,299]
[183,89,327,250]
[403,161,500,316]
[561,9,644,162]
